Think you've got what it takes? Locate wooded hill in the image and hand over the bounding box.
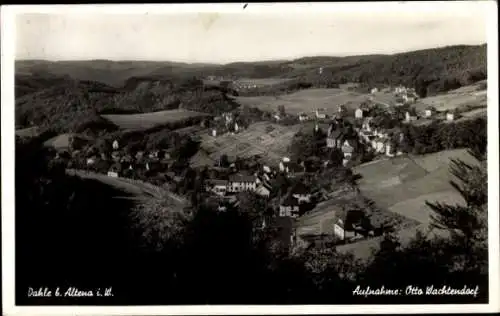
[15,44,487,134]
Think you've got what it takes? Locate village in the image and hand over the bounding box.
[42,82,472,252]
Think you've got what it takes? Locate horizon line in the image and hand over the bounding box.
[14,43,487,66]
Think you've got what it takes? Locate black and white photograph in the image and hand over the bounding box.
[2,2,499,315]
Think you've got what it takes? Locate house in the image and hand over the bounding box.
[107,163,122,178]
[333,209,370,241]
[206,179,229,196]
[354,108,364,119]
[371,87,379,94]
[375,138,386,153]
[394,85,407,94]
[279,195,300,218]
[342,158,350,167]
[385,140,396,157]
[405,110,418,122]
[327,128,344,149]
[424,107,436,118]
[298,113,309,122]
[362,117,374,132]
[341,139,355,159]
[86,156,96,166]
[279,161,286,172]
[256,182,272,198]
[290,182,311,204]
[446,112,455,121]
[315,109,327,119]
[228,175,257,192]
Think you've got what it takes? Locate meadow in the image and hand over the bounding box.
[101,109,210,130]
[234,88,371,115]
[414,80,487,112]
[353,149,474,226]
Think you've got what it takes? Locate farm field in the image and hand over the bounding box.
[68,169,188,207]
[414,81,487,112]
[101,109,210,130]
[353,149,473,226]
[234,88,371,115]
[236,77,292,86]
[295,189,418,242]
[196,121,301,166]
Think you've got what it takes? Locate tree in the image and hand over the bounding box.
[277,104,286,116]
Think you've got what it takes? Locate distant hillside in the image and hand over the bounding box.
[16,44,486,95]
[15,76,239,134]
[15,44,487,133]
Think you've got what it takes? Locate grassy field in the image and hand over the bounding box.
[235,77,292,86]
[234,88,371,115]
[44,133,72,150]
[414,81,487,112]
[353,149,474,226]
[101,109,210,130]
[195,121,301,166]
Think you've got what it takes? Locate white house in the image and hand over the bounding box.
[355,108,364,119]
[279,161,286,172]
[207,179,229,196]
[385,141,396,157]
[334,209,366,241]
[228,175,257,192]
[341,140,355,159]
[315,109,327,119]
[298,113,309,122]
[424,108,435,118]
[405,111,418,122]
[362,118,373,132]
[107,171,119,178]
[394,86,407,94]
[446,112,455,121]
[376,138,386,153]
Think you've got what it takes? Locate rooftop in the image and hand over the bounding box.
[229,174,257,183]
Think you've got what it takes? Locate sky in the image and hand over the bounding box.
[13,2,490,64]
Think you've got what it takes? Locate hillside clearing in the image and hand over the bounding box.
[415,82,487,112]
[353,149,473,226]
[234,88,371,115]
[101,109,210,130]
